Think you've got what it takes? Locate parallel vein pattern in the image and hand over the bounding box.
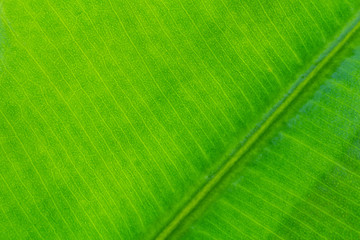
[0,0,359,239]
[180,46,360,240]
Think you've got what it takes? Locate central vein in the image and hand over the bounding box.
[154,11,360,240]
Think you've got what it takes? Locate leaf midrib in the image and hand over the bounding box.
[153,10,360,240]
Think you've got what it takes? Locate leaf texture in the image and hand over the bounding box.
[177,40,360,240]
[0,0,359,239]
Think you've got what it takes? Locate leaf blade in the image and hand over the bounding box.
[177,29,360,240]
[0,0,359,239]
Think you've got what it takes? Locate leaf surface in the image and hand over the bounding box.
[174,30,360,240]
[0,0,359,239]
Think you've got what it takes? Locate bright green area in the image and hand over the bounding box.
[179,41,360,239]
[0,0,359,239]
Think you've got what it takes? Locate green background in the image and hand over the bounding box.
[1,0,360,239]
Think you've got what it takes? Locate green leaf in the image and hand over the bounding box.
[171,31,360,240]
[0,0,359,239]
